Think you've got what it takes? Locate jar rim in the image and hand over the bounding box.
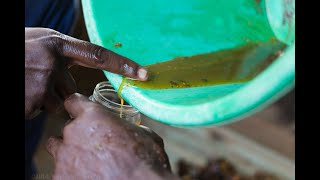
[92,81,139,115]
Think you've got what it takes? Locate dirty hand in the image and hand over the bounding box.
[25,27,148,119]
[46,93,178,180]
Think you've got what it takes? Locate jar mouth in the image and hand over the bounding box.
[92,81,139,115]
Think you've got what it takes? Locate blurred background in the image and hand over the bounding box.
[32,4,295,180]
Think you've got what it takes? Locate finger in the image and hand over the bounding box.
[44,90,64,113]
[64,93,94,118]
[139,125,171,170]
[139,125,164,148]
[46,136,63,159]
[139,125,154,134]
[55,69,77,99]
[54,35,148,81]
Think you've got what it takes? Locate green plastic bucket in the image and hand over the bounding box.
[82,0,295,126]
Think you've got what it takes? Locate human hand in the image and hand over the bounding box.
[46,93,178,180]
[25,27,148,119]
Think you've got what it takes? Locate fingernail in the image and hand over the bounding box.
[137,68,148,80]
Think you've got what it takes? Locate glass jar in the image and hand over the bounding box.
[89,81,141,125]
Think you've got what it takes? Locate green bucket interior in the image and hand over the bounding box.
[82,0,295,126]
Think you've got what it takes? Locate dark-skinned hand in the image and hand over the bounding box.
[46,93,179,180]
[25,27,148,119]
